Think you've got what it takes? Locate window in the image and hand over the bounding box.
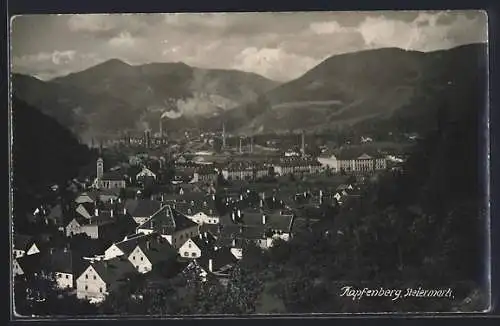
[65,275,69,279]
[191,253,196,257]
[99,288,102,293]
[85,274,88,279]
[140,257,143,261]
[93,276,96,280]
[85,285,88,290]
[132,256,135,260]
[184,252,189,257]
[57,273,61,278]
[188,243,191,248]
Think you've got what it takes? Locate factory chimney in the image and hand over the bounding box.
[250,137,254,153]
[239,137,243,153]
[159,117,163,138]
[301,130,306,157]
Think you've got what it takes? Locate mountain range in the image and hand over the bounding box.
[12,43,486,141]
[12,60,279,142]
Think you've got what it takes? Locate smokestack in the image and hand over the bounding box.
[159,117,163,138]
[250,137,254,153]
[239,138,243,153]
[262,214,267,224]
[208,259,213,272]
[301,130,305,157]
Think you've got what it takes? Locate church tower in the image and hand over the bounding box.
[97,158,104,179]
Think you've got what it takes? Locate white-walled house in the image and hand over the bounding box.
[136,166,157,180]
[13,235,40,259]
[40,247,83,290]
[178,232,217,259]
[136,205,200,249]
[318,154,338,172]
[174,196,219,225]
[127,235,177,274]
[76,257,136,302]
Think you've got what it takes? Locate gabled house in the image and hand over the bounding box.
[76,256,137,302]
[136,205,200,249]
[75,190,121,205]
[14,253,42,279]
[174,195,219,225]
[40,247,85,289]
[104,233,156,260]
[124,199,162,225]
[128,234,177,274]
[13,258,24,277]
[13,235,40,258]
[65,210,136,241]
[178,231,217,259]
[136,166,157,181]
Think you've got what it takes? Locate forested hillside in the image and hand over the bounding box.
[11,97,91,228]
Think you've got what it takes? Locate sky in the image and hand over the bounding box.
[10,11,487,82]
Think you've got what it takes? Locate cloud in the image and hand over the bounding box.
[309,21,350,35]
[357,11,486,51]
[67,15,117,33]
[108,31,136,47]
[12,50,100,80]
[233,47,318,81]
[12,11,487,82]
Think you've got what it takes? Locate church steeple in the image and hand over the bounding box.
[97,157,104,179]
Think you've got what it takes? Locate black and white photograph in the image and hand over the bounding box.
[9,11,490,317]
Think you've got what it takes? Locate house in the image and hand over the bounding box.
[39,247,85,289]
[216,208,295,251]
[173,195,219,225]
[136,166,157,180]
[128,234,177,274]
[13,258,24,277]
[104,233,157,260]
[136,205,200,249]
[14,253,42,279]
[124,199,162,225]
[178,231,217,259]
[184,247,238,281]
[13,235,40,258]
[75,190,121,205]
[66,210,136,241]
[76,256,137,302]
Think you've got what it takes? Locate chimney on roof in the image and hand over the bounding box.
[204,232,207,238]
[199,233,203,240]
[118,198,122,203]
[150,195,154,201]
[49,248,55,255]
[260,192,265,200]
[208,258,213,272]
[110,198,114,204]
[103,260,108,269]
[262,214,267,225]
[237,209,241,219]
[146,241,151,250]
[94,208,99,216]
[110,209,114,217]
[123,207,127,215]
[212,194,216,201]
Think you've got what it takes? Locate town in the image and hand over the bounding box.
[12,125,407,309]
